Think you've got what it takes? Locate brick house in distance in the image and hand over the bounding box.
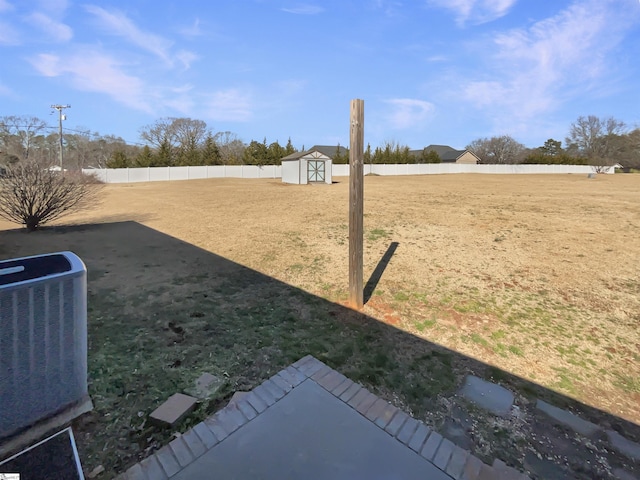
[411,145,480,164]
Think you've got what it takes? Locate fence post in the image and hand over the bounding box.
[349,99,364,310]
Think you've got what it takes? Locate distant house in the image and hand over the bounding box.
[410,145,480,164]
[282,143,478,171]
[281,146,335,184]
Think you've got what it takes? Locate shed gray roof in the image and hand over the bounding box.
[281,145,348,161]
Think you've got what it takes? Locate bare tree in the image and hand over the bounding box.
[139,117,213,166]
[139,118,177,149]
[172,118,208,151]
[466,135,526,164]
[64,129,94,170]
[566,115,626,163]
[0,115,49,161]
[0,162,102,231]
[213,131,245,165]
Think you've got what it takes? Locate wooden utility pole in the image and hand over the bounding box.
[349,99,364,309]
[51,104,70,172]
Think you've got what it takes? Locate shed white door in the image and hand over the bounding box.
[307,160,325,183]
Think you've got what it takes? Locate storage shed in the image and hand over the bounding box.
[281,148,333,185]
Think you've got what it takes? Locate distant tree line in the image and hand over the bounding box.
[119,118,298,168]
[0,116,300,169]
[331,141,441,165]
[3,113,638,171]
[0,115,137,169]
[466,116,640,170]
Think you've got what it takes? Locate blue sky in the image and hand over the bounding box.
[1,0,639,150]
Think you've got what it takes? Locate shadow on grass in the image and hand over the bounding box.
[0,221,638,478]
[364,241,399,304]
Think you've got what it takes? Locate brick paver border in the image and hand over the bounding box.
[115,356,530,480]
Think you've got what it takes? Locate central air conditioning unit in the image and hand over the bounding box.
[0,251,92,445]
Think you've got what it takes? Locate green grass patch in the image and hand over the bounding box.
[393,291,410,302]
[613,373,640,394]
[415,318,437,332]
[490,330,506,341]
[367,228,390,241]
[508,345,524,356]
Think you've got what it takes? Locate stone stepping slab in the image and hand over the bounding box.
[459,375,514,417]
[459,375,640,468]
[149,393,198,427]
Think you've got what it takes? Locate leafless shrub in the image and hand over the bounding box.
[0,162,102,231]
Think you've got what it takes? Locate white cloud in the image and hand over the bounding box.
[163,85,196,115]
[26,12,72,42]
[36,0,69,13]
[84,6,198,70]
[29,51,153,113]
[0,2,19,44]
[84,5,175,65]
[205,89,253,122]
[177,18,202,38]
[384,98,434,129]
[0,20,20,45]
[371,0,404,17]
[281,4,324,15]
[460,0,638,132]
[428,0,517,26]
[175,50,199,70]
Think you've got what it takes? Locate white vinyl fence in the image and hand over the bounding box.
[84,163,612,184]
[331,163,612,176]
[84,165,282,183]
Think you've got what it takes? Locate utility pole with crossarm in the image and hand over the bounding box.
[51,104,70,171]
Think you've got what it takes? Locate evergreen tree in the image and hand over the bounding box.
[177,146,202,166]
[135,145,154,167]
[333,144,349,164]
[154,139,174,166]
[420,149,441,163]
[106,150,131,168]
[399,146,413,164]
[268,141,285,165]
[202,135,222,165]
[382,143,392,163]
[539,139,563,156]
[372,146,383,164]
[364,143,372,165]
[285,137,296,155]
[242,139,269,165]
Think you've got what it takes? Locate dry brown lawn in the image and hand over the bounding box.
[1,173,639,475]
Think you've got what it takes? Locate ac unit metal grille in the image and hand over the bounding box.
[0,252,87,441]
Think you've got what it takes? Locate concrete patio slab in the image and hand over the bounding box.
[172,379,450,480]
[116,356,529,480]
